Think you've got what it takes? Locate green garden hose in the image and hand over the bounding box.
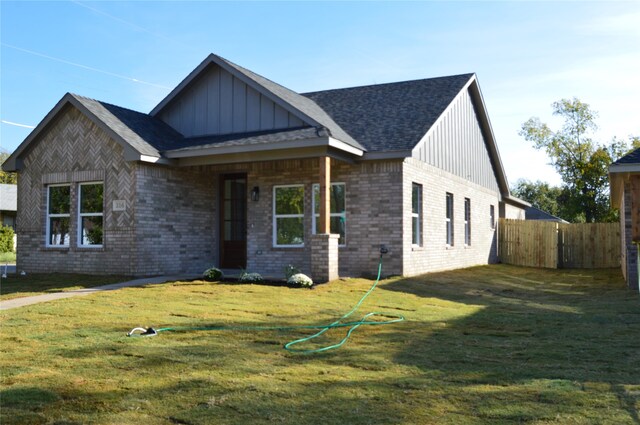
[127,254,404,354]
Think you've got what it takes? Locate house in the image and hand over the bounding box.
[2,54,527,281]
[525,206,568,223]
[609,147,640,290]
[0,183,17,229]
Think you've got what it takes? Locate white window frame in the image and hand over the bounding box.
[46,184,71,247]
[77,182,104,248]
[490,204,496,229]
[411,183,422,246]
[273,184,305,248]
[446,192,454,246]
[312,182,346,247]
[464,197,471,246]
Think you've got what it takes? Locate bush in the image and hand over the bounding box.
[203,267,224,281]
[284,264,301,280]
[288,273,313,288]
[0,225,14,253]
[239,272,263,284]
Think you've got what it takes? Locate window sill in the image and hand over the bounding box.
[445,245,455,250]
[412,245,424,252]
[43,246,70,251]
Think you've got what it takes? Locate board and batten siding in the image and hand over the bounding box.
[412,88,499,193]
[159,65,306,137]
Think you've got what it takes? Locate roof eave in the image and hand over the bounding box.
[2,93,166,172]
[164,136,363,159]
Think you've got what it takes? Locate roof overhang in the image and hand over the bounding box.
[503,194,531,209]
[609,168,640,207]
[164,135,364,166]
[1,94,170,172]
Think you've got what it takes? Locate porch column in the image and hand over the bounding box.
[311,156,339,282]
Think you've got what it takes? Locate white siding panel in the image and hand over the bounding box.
[274,104,289,128]
[219,70,233,134]
[412,89,499,192]
[260,95,274,129]
[232,77,247,132]
[207,67,220,134]
[289,113,304,128]
[158,64,311,137]
[246,86,261,132]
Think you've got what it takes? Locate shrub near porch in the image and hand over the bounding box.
[1,265,638,424]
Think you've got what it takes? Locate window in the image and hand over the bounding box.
[464,198,471,246]
[412,183,422,246]
[47,185,71,246]
[273,185,304,247]
[490,205,496,229]
[78,183,104,247]
[446,192,454,246]
[312,183,346,245]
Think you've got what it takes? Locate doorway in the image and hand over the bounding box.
[219,174,247,268]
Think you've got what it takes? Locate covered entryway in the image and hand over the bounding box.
[219,173,247,268]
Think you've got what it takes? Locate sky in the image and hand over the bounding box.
[1,1,639,187]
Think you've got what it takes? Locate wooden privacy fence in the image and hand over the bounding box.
[498,219,621,269]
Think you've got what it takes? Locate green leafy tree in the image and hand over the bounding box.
[519,98,630,223]
[0,152,17,184]
[511,179,562,217]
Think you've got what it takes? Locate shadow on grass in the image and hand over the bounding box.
[381,265,640,423]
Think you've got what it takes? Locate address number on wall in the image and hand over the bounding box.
[112,200,126,211]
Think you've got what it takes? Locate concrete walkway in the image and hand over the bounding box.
[1,275,197,311]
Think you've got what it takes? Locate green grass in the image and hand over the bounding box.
[0,273,131,300]
[0,251,16,264]
[1,265,639,424]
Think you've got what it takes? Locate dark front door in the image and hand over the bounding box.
[220,174,247,268]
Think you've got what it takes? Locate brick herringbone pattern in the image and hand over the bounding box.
[17,106,137,274]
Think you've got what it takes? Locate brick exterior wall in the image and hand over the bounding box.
[134,164,216,275]
[16,107,137,275]
[15,109,507,279]
[402,158,499,276]
[621,182,639,289]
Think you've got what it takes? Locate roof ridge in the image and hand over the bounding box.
[301,73,475,96]
[69,93,149,116]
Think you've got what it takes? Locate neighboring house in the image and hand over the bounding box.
[525,206,568,223]
[0,183,17,229]
[2,54,527,281]
[609,147,640,290]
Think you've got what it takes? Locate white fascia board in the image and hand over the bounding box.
[609,164,640,173]
[164,136,362,159]
[139,155,175,165]
[328,137,364,156]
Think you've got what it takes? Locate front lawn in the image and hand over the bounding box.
[1,265,638,424]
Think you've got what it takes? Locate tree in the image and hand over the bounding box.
[0,152,17,184]
[519,98,630,223]
[511,179,562,217]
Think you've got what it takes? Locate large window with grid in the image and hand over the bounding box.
[47,184,71,247]
[78,182,104,247]
[273,185,305,247]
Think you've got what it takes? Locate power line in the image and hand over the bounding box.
[1,43,172,89]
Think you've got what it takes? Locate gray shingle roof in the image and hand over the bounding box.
[72,94,182,155]
[167,127,317,153]
[209,55,365,151]
[302,74,474,152]
[612,147,640,165]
